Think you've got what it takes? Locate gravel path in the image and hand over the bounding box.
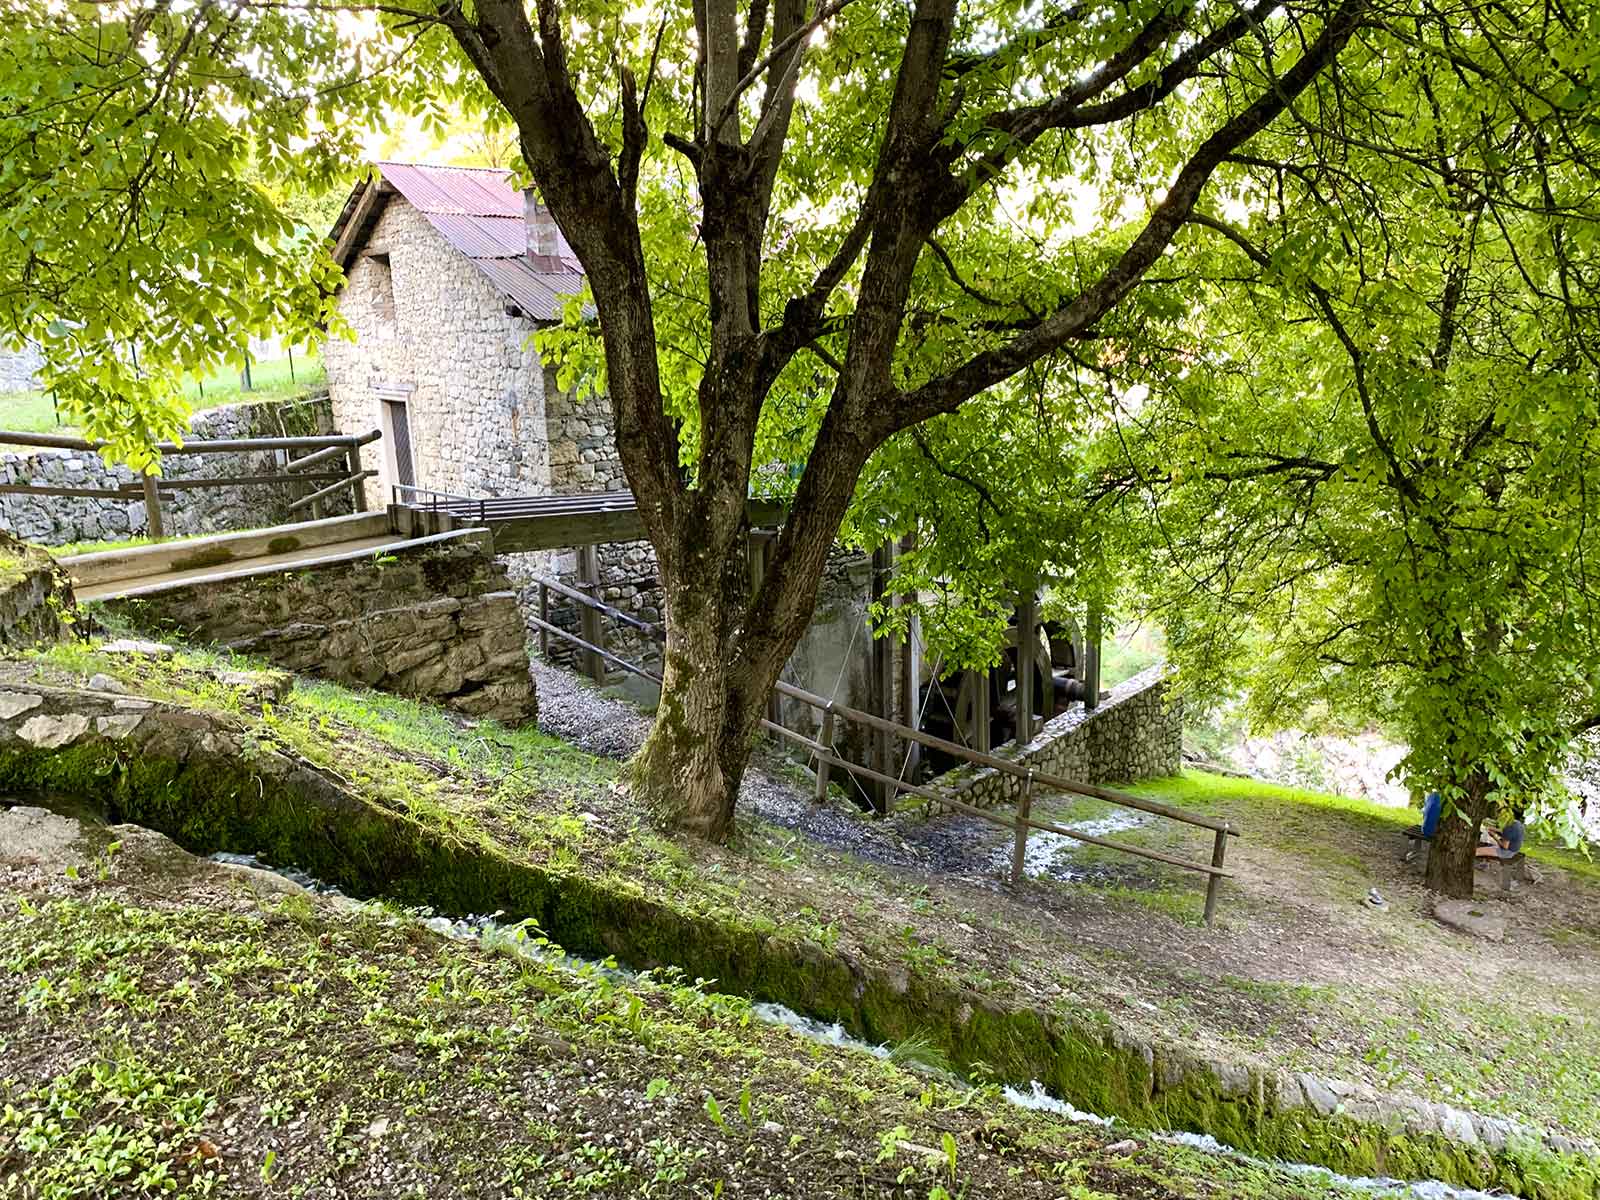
[531,658,1144,886]
[531,659,936,871]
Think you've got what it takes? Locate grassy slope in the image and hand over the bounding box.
[0,887,1365,1200]
[12,641,1600,1158]
[0,357,324,435]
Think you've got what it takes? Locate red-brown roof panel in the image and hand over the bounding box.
[374,161,581,273]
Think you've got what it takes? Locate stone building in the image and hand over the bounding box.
[323,162,663,667]
[324,162,623,506]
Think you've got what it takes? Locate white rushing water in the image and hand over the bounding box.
[993,809,1149,881]
[212,850,1509,1200]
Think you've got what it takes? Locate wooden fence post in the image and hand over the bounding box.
[346,443,368,512]
[813,707,836,803]
[538,582,550,658]
[141,471,165,540]
[1011,769,1035,885]
[1204,827,1228,926]
[578,544,605,682]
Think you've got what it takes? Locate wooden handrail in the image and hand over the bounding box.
[532,609,1236,916]
[0,429,380,455]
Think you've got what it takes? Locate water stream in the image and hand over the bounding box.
[0,795,1518,1200]
[209,848,1502,1200]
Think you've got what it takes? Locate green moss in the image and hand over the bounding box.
[3,738,1593,1199]
[167,545,237,571]
[265,535,302,554]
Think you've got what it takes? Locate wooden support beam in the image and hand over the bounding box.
[577,544,605,682]
[1015,593,1036,744]
[1085,601,1103,710]
[141,472,165,540]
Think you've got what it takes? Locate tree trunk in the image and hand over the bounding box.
[1424,769,1491,898]
[627,504,782,842]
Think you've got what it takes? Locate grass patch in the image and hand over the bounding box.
[0,355,323,435]
[0,892,1377,1200]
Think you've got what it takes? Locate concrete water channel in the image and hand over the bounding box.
[13,789,1497,1200]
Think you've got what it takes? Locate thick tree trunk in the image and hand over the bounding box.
[1424,769,1491,898]
[626,498,785,841]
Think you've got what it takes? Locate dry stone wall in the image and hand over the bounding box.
[0,343,42,392]
[0,395,349,548]
[102,535,536,724]
[934,666,1183,807]
[0,536,77,649]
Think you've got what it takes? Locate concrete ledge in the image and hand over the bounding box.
[62,512,393,587]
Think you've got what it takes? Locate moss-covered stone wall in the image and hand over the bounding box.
[0,680,1593,1200]
[102,538,536,724]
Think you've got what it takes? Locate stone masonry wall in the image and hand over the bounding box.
[322,195,640,654]
[933,666,1183,808]
[103,535,536,724]
[0,536,77,649]
[0,395,347,548]
[0,343,43,392]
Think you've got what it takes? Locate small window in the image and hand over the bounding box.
[367,252,395,322]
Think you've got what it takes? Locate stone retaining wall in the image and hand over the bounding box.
[0,536,76,649]
[0,395,353,547]
[934,666,1183,807]
[102,535,536,724]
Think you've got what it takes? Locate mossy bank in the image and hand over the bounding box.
[0,661,1594,1199]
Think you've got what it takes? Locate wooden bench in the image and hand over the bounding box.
[1497,852,1528,893]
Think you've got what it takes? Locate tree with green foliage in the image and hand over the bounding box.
[436,0,1370,840]
[0,0,376,464]
[1096,0,1600,895]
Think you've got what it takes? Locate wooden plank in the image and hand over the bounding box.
[77,528,486,603]
[286,471,376,514]
[118,472,351,492]
[0,430,379,455]
[527,615,662,685]
[535,574,662,636]
[286,432,382,473]
[1023,813,1235,879]
[61,512,392,587]
[331,177,384,267]
[0,483,132,499]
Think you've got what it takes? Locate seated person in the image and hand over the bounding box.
[1476,807,1526,860]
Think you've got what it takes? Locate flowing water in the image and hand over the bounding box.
[0,795,1517,1200]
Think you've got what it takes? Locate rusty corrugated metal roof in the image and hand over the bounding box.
[476,259,586,323]
[357,161,584,321]
[374,162,524,218]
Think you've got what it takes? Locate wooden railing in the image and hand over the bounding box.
[0,429,381,537]
[526,572,1239,925]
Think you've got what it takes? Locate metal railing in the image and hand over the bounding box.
[0,428,380,537]
[526,571,1239,925]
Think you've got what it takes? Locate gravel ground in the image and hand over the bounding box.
[530,658,1143,886]
[531,658,937,872]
